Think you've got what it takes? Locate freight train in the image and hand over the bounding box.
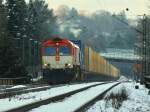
[41,36,120,84]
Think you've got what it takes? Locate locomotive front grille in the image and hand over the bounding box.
[42,56,73,69]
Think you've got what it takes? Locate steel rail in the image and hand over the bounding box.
[4,82,113,112]
[74,82,120,112]
[0,84,50,99]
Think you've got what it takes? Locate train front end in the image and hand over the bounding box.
[41,37,80,84]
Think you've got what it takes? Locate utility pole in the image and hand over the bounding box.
[29,38,32,68]
[22,34,27,65]
[141,14,150,88]
[22,37,25,65]
[114,9,150,87]
[141,14,147,83]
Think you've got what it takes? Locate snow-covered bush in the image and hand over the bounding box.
[105,87,128,109]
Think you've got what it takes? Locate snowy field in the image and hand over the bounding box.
[1,81,149,112]
[87,82,150,112]
[0,82,102,112]
[29,82,118,112]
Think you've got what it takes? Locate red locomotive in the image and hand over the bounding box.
[41,36,81,83]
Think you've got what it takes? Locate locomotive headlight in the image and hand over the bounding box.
[44,63,50,67]
[65,63,72,68]
[68,63,71,67]
[44,63,51,68]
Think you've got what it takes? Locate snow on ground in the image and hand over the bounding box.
[10,85,26,89]
[32,75,43,82]
[118,76,129,82]
[87,82,150,112]
[0,82,102,112]
[29,82,118,112]
[0,85,27,92]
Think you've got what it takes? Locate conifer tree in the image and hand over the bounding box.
[28,0,57,41]
[6,0,28,65]
[0,0,27,78]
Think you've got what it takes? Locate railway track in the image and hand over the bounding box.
[0,85,13,90]
[74,83,119,112]
[3,81,121,112]
[0,84,50,99]
[0,82,100,99]
[30,82,120,112]
[0,81,98,99]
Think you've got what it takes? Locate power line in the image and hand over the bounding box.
[112,14,143,34]
[96,0,108,11]
[96,0,103,9]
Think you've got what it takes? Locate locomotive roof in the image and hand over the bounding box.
[42,37,79,49]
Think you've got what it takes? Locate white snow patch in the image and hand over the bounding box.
[87,82,150,112]
[10,85,26,89]
[118,76,129,82]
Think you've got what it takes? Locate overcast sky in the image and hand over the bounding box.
[45,0,149,17]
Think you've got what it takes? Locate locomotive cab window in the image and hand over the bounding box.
[59,46,70,56]
[44,47,56,56]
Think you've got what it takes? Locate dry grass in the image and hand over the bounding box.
[104,87,128,109]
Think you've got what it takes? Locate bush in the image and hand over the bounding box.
[105,87,128,109]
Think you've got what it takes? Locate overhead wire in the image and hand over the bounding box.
[96,0,103,9]
[96,0,143,34]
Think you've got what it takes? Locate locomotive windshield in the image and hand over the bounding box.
[45,47,56,56]
[59,46,70,56]
[44,46,70,56]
